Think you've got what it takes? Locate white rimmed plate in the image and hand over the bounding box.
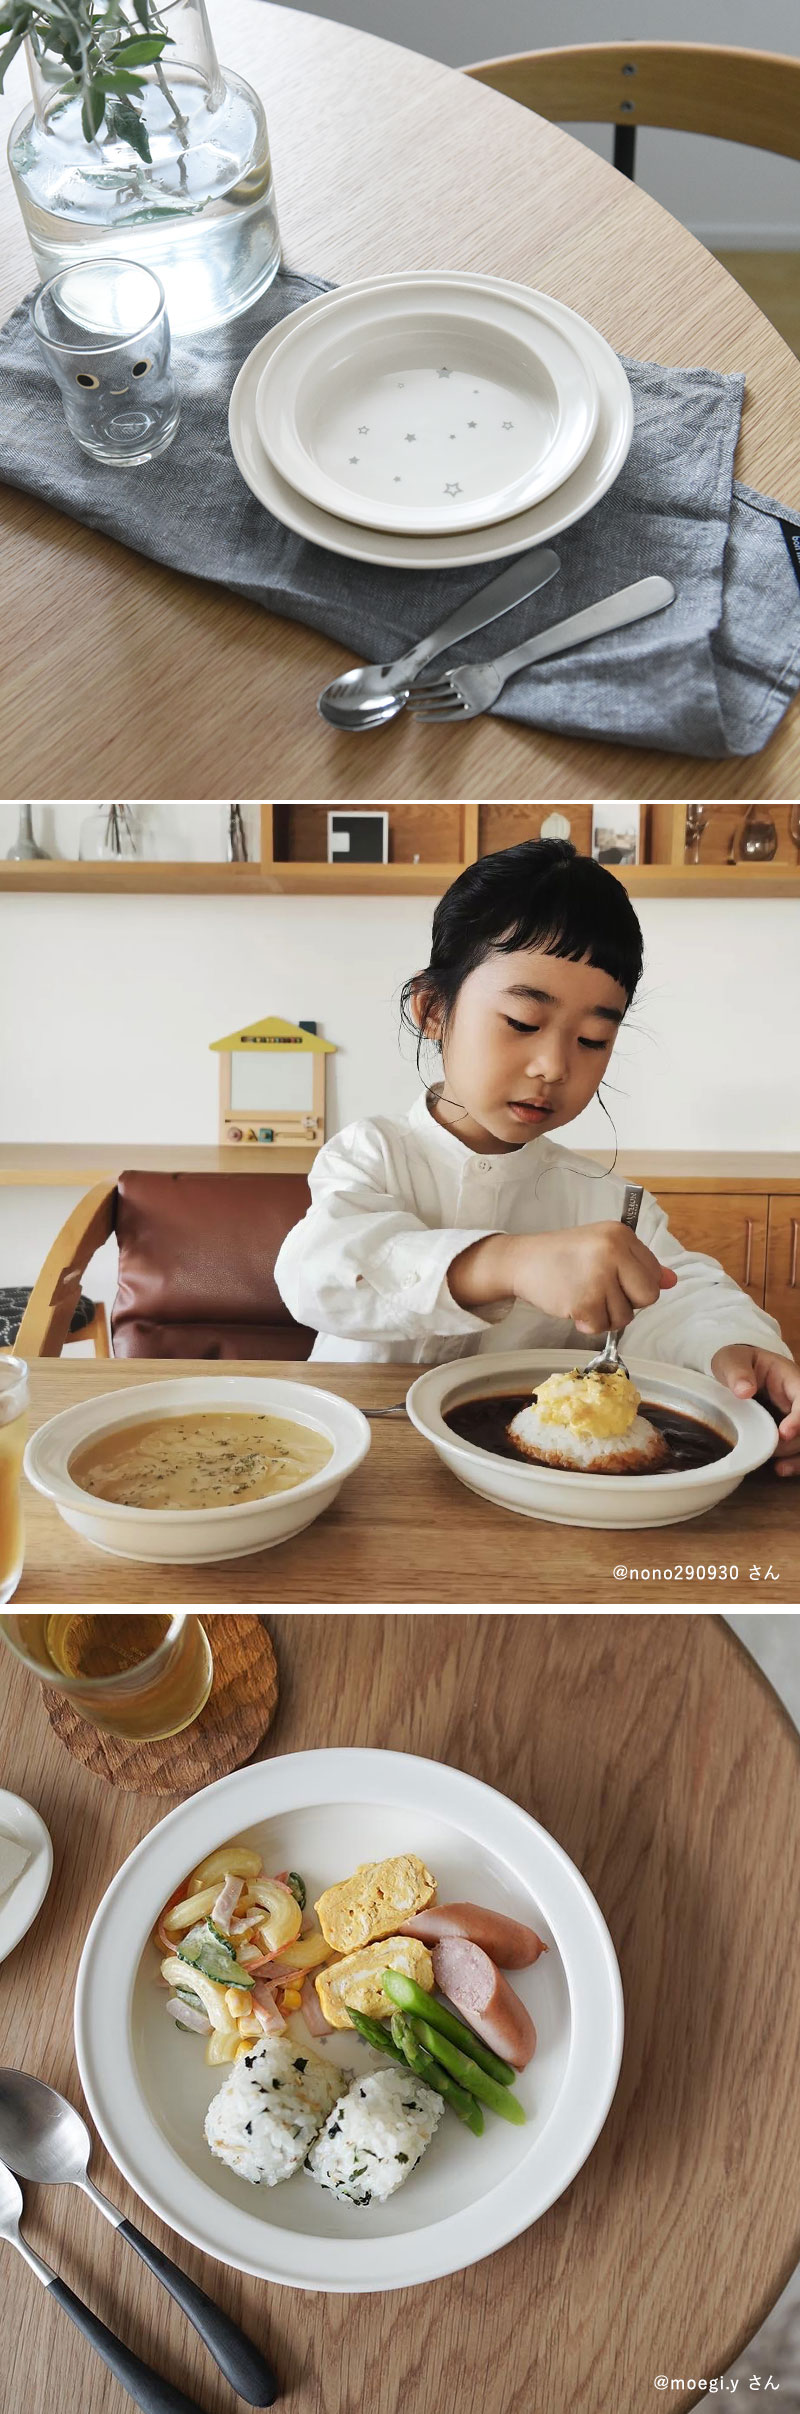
[230,271,634,570]
[406,1350,777,1531]
[74,1749,623,2293]
[255,277,598,533]
[0,1790,53,1964]
[23,1375,371,1565]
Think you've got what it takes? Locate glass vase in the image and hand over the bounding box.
[8,0,281,334]
[79,801,139,859]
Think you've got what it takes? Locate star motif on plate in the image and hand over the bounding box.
[393,475,402,482]
[357,425,369,434]
[502,420,514,430]
[349,455,359,464]
[444,481,462,497]
[437,367,452,378]
[468,419,477,428]
[405,432,417,443]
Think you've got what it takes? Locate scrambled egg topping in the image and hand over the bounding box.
[314,1855,436,1953]
[315,1937,435,2029]
[532,1367,641,1439]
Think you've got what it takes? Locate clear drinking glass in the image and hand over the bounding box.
[31,258,180,466]
[0,1613,214,1740]
[0,1361,28,1606]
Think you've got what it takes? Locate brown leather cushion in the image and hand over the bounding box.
[111,1172,316,1360]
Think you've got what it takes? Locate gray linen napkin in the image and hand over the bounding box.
[2,265,799,758]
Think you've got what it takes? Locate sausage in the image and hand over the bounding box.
[400,1901,547,1969]
[301,1975,334,2037]
[432,1938,536,2070]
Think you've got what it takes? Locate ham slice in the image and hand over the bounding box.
[211,1874,243,1931]
[400,1901,547,1968]
[432,1939,537,2070]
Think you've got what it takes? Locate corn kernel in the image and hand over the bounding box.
[282,1988,303,2010]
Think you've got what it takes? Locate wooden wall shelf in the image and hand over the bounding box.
[3,1144,798,1191]
[2,805,799,897]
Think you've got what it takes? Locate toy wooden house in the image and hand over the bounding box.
[210,1017,337,1157]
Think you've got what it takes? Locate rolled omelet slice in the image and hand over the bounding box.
[315,1937,435,2030]
[314,1855,436,1953]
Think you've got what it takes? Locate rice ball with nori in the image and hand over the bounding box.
[204,2036,342,2187]
[306,2063,443,2205]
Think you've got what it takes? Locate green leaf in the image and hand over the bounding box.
[0,28,24,84]
[81,77,106,139]
[107,32,168,62]
[105,93,151,158]
[100,63,148,91]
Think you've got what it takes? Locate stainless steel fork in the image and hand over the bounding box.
[408,576,675,721]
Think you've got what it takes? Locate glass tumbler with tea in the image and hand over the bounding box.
[31,258,180,466]
[0,1613,213,1740]
[0,1360,28,1606]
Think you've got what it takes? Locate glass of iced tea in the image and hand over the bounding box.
[0,1612,214,1740]
[0,1359,28,1605]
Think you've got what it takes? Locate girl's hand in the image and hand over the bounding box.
[711,1345,800,1476]
[513,1225,678,1333]
[449,1224,677,1329]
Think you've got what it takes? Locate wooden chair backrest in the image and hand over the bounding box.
[464,44,800,164]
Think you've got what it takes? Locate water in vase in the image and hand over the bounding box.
[9,1,281,334]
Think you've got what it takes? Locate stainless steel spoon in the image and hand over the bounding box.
[316,544,559,728]
[0,2070,278,2405]
[583,1183,644,1378]
[0,2156,208,2414]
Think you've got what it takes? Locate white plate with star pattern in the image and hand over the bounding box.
[230,273,634,570]
[254,277,599,534]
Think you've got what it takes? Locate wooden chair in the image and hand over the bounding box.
[15,1171,315,1361]
[0,1275,109,1359]
[463,44,800,181]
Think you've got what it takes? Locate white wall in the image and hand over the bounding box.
[281,0,800,245]
[1,888,797,1314]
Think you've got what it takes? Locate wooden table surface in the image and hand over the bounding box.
[16,1357,800,1606]
[2,1,800,801]
[1,1611,799,2414]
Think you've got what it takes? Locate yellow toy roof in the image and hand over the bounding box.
[210,1016,337,1055]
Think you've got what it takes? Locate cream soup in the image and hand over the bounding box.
[68,1411,334,1511]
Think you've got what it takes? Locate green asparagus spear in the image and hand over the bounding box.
[346,2006,407,2064]
[381,1969,516,2085]
[409,2015,526,2125]
[390,2013,484,2135]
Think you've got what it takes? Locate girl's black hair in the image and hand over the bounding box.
[400,838,644,1059]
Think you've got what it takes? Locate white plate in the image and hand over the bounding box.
[406,1350,777,1532]
[23,1375,371,1566]
[230,271,634,570]
[255,277,598,533]
[74,1749,623,2293]
[0,1789,53,1964]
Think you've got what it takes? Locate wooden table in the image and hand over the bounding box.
[1,1611,799,2414]
[2,2,800,801]
[16,1358,800,1605]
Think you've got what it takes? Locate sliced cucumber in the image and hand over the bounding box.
[287,1873,306,1911]
[176,1919,255,1988]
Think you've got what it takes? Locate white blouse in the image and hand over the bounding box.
[275,1089,789,1369]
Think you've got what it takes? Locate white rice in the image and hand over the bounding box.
[306,2063,443,2206]
[508,1401,669,1474]
[204,2036,343,2188]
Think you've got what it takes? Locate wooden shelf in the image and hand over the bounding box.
[3,1144,799,1192]
[2,805,798,896]
[0,1144,318,1187]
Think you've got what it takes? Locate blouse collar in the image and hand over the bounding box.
[408,1086,551,1181]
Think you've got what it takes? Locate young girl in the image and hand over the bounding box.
[275,839,800,1475]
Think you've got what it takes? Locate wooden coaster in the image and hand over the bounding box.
[42,1615,278,1793]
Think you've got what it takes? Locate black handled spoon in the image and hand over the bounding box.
[0,2070,278,2406]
